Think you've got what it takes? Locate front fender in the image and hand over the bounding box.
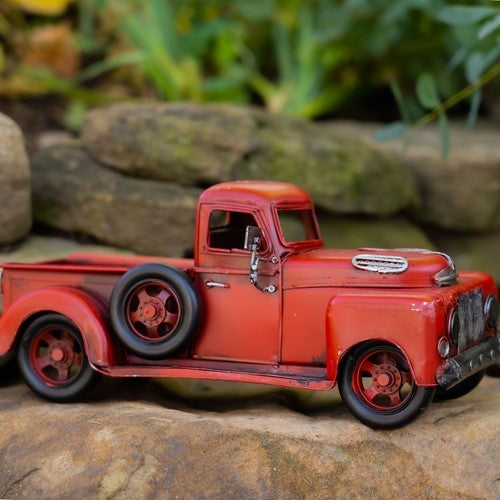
[326,292,445,386]
[0,287,117,367]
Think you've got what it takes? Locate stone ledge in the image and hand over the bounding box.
[0,372,498,498]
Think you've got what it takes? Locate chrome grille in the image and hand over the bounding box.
[457,289,485,351]
[351,254,408,274]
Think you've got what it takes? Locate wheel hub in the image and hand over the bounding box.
[48,341,74,368]
[137,298,166,327]
[51,348,64,362]
[372,363,401,394]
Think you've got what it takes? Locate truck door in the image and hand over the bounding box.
[193,206,280,364]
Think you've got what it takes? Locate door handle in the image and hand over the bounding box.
[205,281,230,289]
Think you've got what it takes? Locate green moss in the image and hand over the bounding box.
[233,118,418,216]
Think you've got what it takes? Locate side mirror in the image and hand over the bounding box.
[244,226,262,251]
[244,226,275,293]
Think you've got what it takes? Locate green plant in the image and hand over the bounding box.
[374,3,500,158]
[80,0,249,102]
[1,0,498,131]
[248,3,350,118]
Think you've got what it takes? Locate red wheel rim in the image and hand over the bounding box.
[125,280,181,341]
[352,348,415,411]
[29,326,84,387]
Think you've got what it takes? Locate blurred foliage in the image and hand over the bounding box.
[12,0,75,16]
[0,0,498,131]
[374,2,500,158]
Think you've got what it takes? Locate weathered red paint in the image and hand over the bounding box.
[0,287,117,367]
[0,180,498,395]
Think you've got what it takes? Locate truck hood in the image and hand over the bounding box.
[282,248,457,289]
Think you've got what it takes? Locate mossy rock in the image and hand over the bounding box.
[329,121,500,231]
[233,111,418,216]
[82,103,418,217]
[281,212,434,250]
[31,144,201,256]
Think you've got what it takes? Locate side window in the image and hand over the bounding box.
[209,210,260,251]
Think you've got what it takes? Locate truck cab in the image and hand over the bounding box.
[193,181,320,364]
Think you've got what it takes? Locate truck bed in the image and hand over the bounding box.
[0,252,195,315]
[3,252,194,273]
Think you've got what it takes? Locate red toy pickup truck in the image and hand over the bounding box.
[0,181,498,428]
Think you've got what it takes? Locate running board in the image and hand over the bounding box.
[96,363,334,391]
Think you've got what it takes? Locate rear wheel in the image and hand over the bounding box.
[17,314,100,402]
[434,370,485,401]
[339,342,435,429]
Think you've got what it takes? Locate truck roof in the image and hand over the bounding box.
[199,181,312,206]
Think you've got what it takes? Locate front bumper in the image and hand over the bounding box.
[436,336,499,389]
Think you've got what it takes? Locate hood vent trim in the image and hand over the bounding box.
[352,254,409,274]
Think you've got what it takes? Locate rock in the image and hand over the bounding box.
[280,211,434,250]
[428,229,500,286]
[318,214,434,250]
[36,130,76,150]
[329,121,500,231]
[0,113,31,245]
[233,111,418,216]
[82,103,418,216]
[0,235,131,264]
[82,102,256,185]
[31,144,201,256]
[0,373,498,498]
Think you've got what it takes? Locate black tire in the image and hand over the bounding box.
[0,352,14,371]
[434,370,485,401]
[486,362,500,378]
[110,263,202,359]
[338,342,435,430]
[17,313,100,402]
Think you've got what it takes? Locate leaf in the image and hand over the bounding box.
[439,113,450,160]
[390,82,411,124]
[437,6,496,26]
[416,73,440,110]
[447,47,468,73]
[65,100,87,132]
[466,89,482,130]
[374,122,408,142]
[465,52,485,83]
[483,46,500,68]
[478,15,500,39]
[78,51,145,82]
[184,19,229,59]
[235,0,275,20]
[273,21,294,84]
[148,0,178,59]
[299,86,348,119]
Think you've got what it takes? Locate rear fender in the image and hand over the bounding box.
[326,293,445,386]
[0,287,117,367]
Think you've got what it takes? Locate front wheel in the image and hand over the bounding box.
[434,370,485,401]
[17,313,100,402]
[339,342,435,429]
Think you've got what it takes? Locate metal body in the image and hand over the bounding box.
[0,181,498,392]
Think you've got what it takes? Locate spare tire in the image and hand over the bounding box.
[110,263,202,359]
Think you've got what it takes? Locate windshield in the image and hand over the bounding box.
[277,208,320,244]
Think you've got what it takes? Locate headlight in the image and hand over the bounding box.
[484,295,498,331]
[448,308,460,345]
[437,337,450,357]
